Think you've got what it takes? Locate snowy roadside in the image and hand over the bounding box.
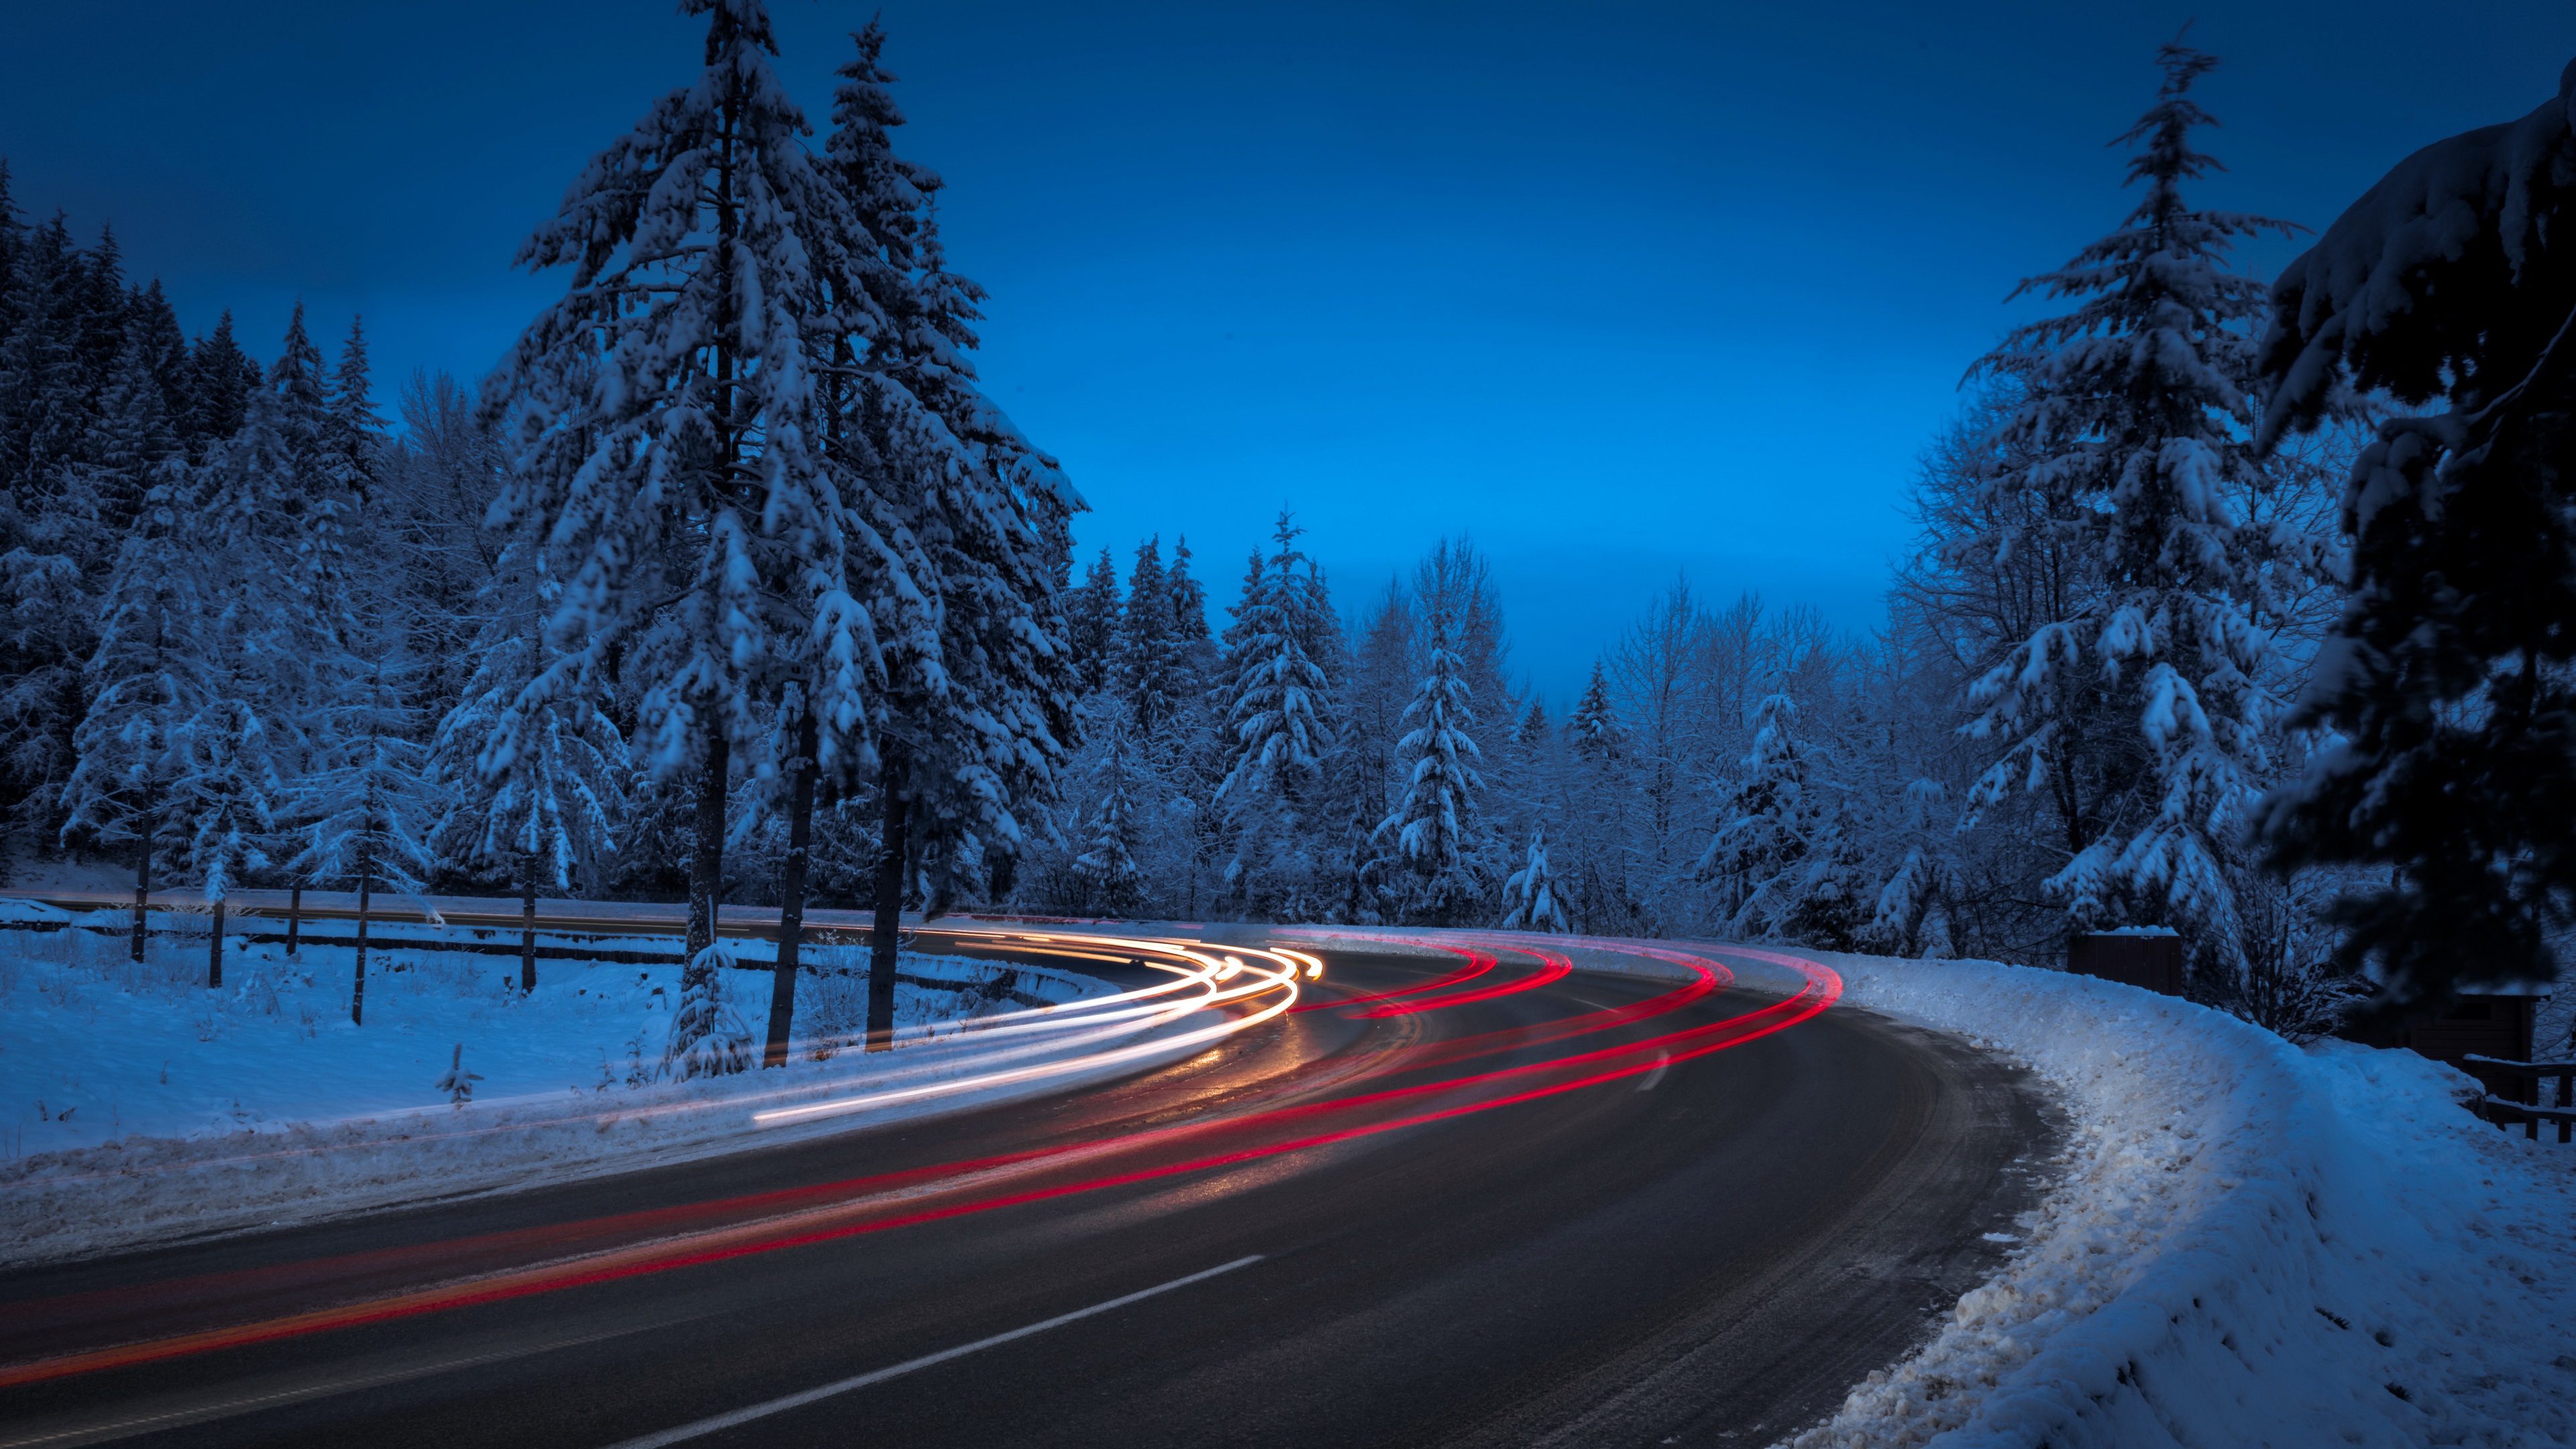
[1771,950,2576,1449]
[0,902,1214,1269]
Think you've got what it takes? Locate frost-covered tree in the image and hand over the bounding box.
[1501,826,1568,932]
[822,19,1078,1040]
[1073,718,1144,914]
[322,316,384,505]
[427,539,630,955]
[1700,688,1814,936]
[1218,513,1332,802]
[2252,54,2576,1011]
[1955,42,2310,987]
[1067,547,1121,694]
[1167,534,1210,645]
[1379,600,1485,924]
[60,470,207,957]
[1569,659,1618,760]
[286,660,435,1024]
[1120,535,1191,735]
[487,0,885,1063]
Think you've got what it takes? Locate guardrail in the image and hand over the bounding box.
[2463,1054,2576,1142]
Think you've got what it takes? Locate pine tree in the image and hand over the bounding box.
[1167,534,1210,643]
[1500,826,1568,932]
[427,538,631,944]
[286,659,435,1025]
[1569,660,1619,761]
[1955,41,2308,987]
[1218,513,1332,802]
[487,0,889,1069]
[61,470,210,955]
[1073,719,1144,914]
[1067,547,1122,694]
[1118,535,1186,733]
[1378,598,1485,924]
[321,316,384,505]
[2251,50,2576,1010]
[184,311,255,454]
[1513,698,1552,751]
[822,18,1078,1037]
[1699,688,1813,937]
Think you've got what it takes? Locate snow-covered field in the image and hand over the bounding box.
[1782,949,2576,1449]
[0,900,1154,1266]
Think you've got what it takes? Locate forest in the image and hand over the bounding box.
[1,10,2565,1065]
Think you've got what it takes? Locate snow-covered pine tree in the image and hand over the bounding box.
[4,333,175,847]
[1067,547,1122,695]
[1118,535,1187,734]
[822,19,1078,1038]
[1955,41,2308,989]
[1377,598,1485,925]
[286,658,434,1024]
[1500,825,1568,932]
[321,316,383,505]
[1569,660,1619,761]
[60,467,210,960]
[1218,513,1332,802]
[1699,688,1814,937]
[1167,534,1210,645]
[427,536,631,989]
[1072,718,1144,914]
[1513,698,1551,751]
[2251,54,2576,1010]
[488,0,887,1066]
[184,311,256,456]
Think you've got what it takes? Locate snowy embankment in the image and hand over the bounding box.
[0,900,1163,1267]
[1778,950,2576,1449]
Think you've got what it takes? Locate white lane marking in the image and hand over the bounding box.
[1635,1051,1671,1092]
[598,1254,1266,1449]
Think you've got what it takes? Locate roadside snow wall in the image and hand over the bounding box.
[1790,951,2576,1449]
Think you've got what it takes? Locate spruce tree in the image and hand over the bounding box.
[286,661,433,1024]
[1501,826,1568,932]
[1067,546,1122,694]
[1167,534,1210,643]
[488,0,890,1066]
[1073,719,1144,914]
[1118,535,1185,733]
[322,316,383,505]
[1218,514,1332,801]
[1955,41,2308,987]
[184,311,255,454]
[2253,50,2576,1010]
[1569,660,1619,761]
[822,19,1078,1038]
[1378,599,1485,924]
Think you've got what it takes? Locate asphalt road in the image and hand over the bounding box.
[0,937,2055,1449]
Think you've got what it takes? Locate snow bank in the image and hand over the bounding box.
[0,911,1164,1267]
[1783,950,2576,1449]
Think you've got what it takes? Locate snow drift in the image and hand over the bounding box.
[1788,950,2576,1449]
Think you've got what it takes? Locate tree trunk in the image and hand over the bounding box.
[521,853,538,994]
[685,731,731,961]
[129,775,154,964]
[350,867,373,1026]
[207,898,225,989]
[766,706,818,1069]
[286,885,302,958]
[867,754,909,1053]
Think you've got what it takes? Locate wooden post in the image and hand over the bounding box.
[207,898,225,989]
[350,869,373,1026]
[520,854,538,994]
[286,885,302,957]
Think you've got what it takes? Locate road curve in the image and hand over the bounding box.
[0,929,2053,1449]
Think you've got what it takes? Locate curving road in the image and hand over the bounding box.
[0,928,2053,1449]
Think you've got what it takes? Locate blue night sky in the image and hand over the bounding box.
[6,1,2570,702]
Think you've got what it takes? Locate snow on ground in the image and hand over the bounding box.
[0,901,1177,1267]
[1778,949,2576,1449]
